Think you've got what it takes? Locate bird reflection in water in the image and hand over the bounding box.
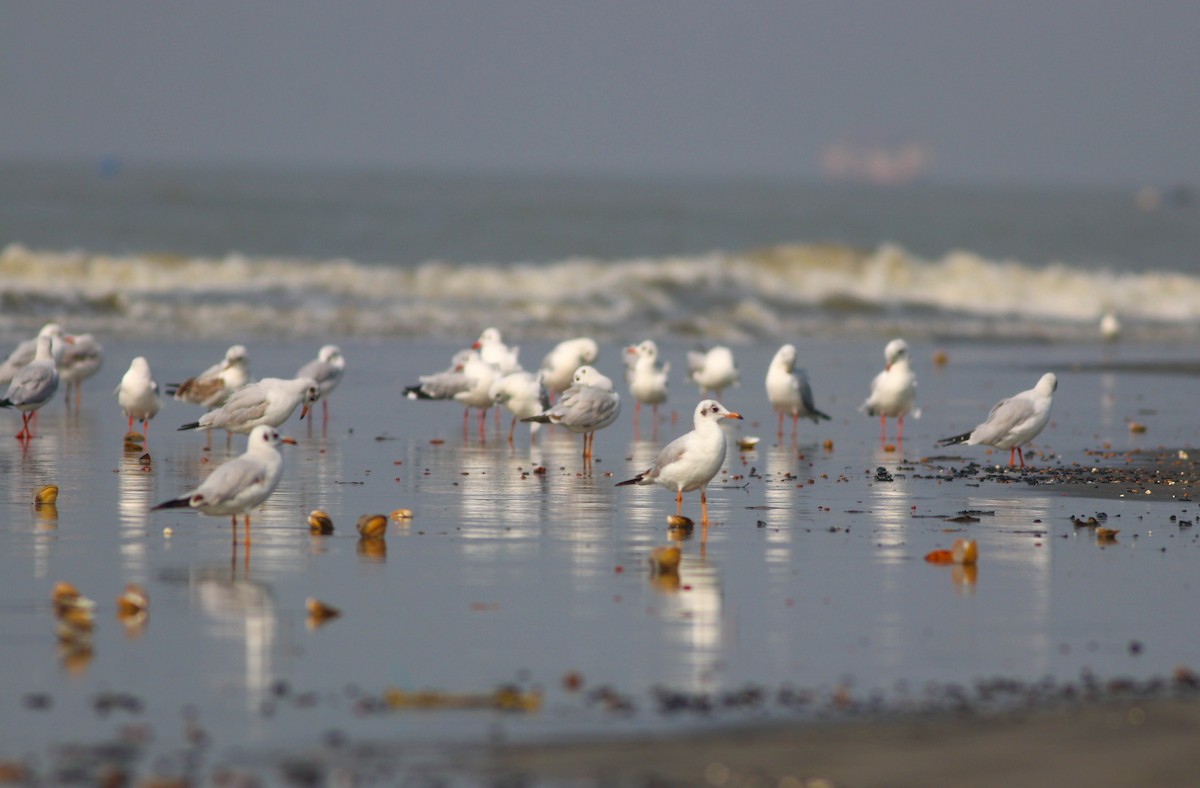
[192,568,277,714]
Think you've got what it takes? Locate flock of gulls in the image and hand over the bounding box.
[1,322,1058,535]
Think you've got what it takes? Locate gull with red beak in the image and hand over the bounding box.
[859,338,920,444]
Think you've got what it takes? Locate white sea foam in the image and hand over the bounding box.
[2,242,1198,342]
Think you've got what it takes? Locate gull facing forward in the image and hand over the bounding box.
[860,338,920,444]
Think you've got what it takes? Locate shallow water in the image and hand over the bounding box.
[2,336,1199,778]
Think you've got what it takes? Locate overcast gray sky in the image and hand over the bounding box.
[2,1,1197,186]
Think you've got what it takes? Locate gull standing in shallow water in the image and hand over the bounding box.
[0,323,67,386]
[296,344,345,426]
[765,343,830,441]
[625,340,669,432]
[617,399,743,524]
[539,337,599,399]
[60,332,104,409]
[0,332,63,441]
[152,425,295,541]
[522,365,620,460]
[937,373,1057,468]
[178,377,318,435]
[860,338,920,444]
[115,356,160,436]
[490,370,549,444]
[167,344,250,410]
[687,346,739,399]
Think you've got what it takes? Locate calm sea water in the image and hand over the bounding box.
[1,163,1199,343]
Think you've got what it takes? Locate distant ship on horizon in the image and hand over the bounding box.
[821,137,934,185]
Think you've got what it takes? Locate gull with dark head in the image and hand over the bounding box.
[297,344,345,425]
[152,424,296,540]
[178,376,318,435]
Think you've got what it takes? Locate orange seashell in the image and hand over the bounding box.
[951,538,979,565]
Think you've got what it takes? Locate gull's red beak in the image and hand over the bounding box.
[722,411,744,420]
[280,436,298,446]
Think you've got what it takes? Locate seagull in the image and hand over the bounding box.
[617,399,743,524]
[0,323,67,386]
[687,346,739,399]
[860,338,920,444]
[539,337,599,398]
[178,377,318,435]
[937,373,1057,468]
[60,333,104,408]
[1100,311,1121,342]
[152,425,295,538]
[626,340,669,427]
[405,350,498,436]
[766,343,830,441]
[167,344,251,410]
[490,370,549,444]
[523,365,620,459]
[0,332,63,441]
[296,344,345,425]
[115,356,160,436]
[472,327,521,375]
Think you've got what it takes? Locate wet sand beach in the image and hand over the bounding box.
[2,335,1200,784]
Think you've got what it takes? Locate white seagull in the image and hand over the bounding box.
[472,327,521,375]
[60,332,104,408]
[626,340,669,427]
[859,338,920,444]
[115,356,160,436]
[687,346,739,399]
[405,350,498,435]
[0,323,67,386]
[766,344,830,440]
[167,344,251,410]
[152,424,296,537]
[539,337,599,398]
[296,344,346,424]
[490,370,550,444]
[617,399,743,524]
[937,373,1057,468]
[178,376,318,435]
[0,332,63,441]
[523,365,620,459]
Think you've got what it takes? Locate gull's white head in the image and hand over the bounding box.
[1035,372,1058,396]
[772,344,797,369]
[884,339,909,370]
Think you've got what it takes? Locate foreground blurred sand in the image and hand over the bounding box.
[475,696,1200,786]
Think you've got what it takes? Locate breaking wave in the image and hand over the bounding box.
[2,242,1198,343]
